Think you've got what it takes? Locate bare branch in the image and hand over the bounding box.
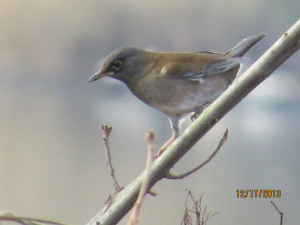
[87,19,300,225]
[271,201,283,225]
[181,192,193,225]
[165,129,228,179]
[101,124,121,192]
[127,130,155,225]
[0,212,70,225]
[181,192,219,225]
[204,211,219,225]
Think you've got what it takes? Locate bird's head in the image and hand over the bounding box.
[89,47,151,86]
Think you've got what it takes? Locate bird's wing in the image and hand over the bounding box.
[162,57,242,81]
[204,58,243,75]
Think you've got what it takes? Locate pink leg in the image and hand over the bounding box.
[156,134,177,158]
[155,114,180,158]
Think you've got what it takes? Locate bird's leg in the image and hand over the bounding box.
[190,110,202,122]
[157,134,178,157]
[156,115,180,158]
[190,103,211,122]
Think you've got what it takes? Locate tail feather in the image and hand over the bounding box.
[229,33,267,57]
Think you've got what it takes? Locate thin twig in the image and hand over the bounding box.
[181,192,219,225]
[102,194,114,213]
[193,192,201,225]
[201,205,206,225]
[0,212,70,225]
[271,201,283,225]
[204,211,219,225]
[165,129,228,179]
[101,124,121,192]
[127,130,155,225]
[181,192,192,225]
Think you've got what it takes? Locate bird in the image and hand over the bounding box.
[89,33,266,155]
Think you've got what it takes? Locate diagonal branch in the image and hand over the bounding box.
[165,129,228,179]
[86,19,300,225]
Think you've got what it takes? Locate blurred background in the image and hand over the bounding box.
[0,1,299,224]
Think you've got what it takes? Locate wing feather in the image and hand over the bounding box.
[163,58,242,80]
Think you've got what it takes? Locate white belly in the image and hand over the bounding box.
[131,74,230,116]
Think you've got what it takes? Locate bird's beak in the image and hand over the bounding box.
[88,70,110,83]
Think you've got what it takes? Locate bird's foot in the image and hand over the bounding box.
[155,135,177,158]
[190,112,200,122]
[190,103,211,122]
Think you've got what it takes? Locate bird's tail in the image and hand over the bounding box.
[228,33,267,57]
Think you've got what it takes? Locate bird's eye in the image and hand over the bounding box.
[111,60,122,70]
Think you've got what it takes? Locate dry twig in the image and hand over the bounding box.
[127,130,155,225]
[181,191,219,225]
[101,124,121,192]
[0,212,70,225]
[166,129,228,179]
[271,201,283,225]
